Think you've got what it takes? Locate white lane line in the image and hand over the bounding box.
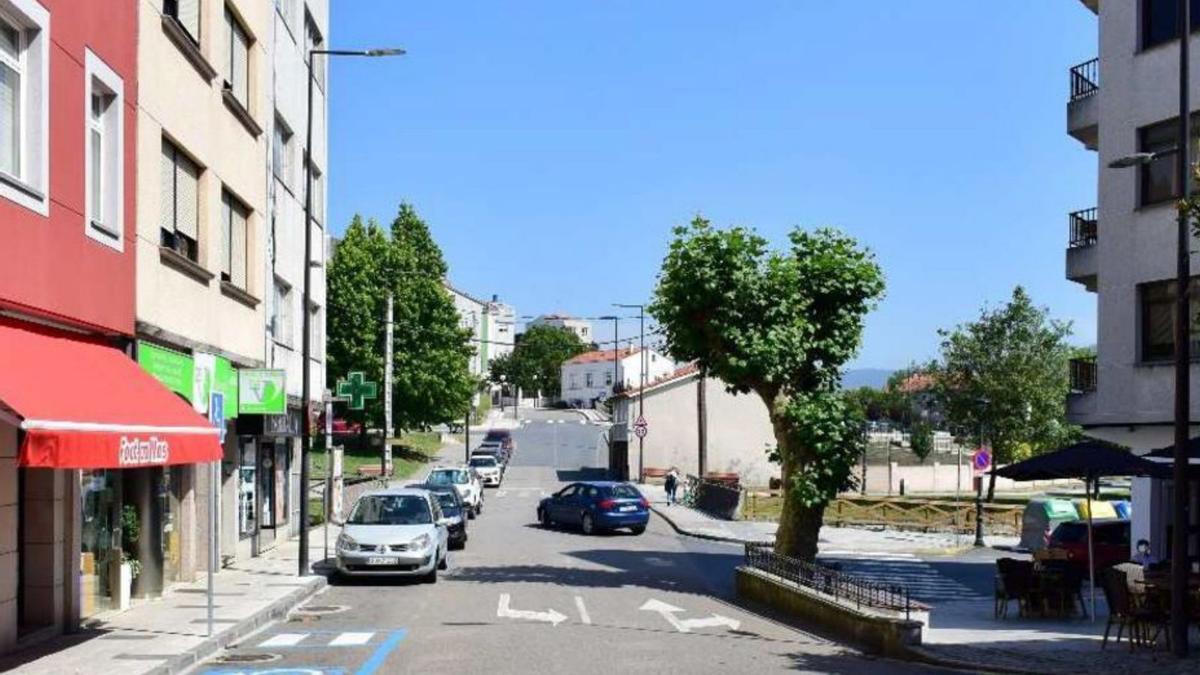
[329,632,375,647]
[574,596,592,625]
[259,633,308,647]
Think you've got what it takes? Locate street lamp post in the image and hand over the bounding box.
[615,304,646,481]
[1108,1,1190,653]
[299,46,404,578]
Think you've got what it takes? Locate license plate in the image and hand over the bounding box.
[619,504,637,512]
[366,557,398,565]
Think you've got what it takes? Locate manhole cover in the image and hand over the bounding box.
[216,653,280,664]
[292,604,349,615]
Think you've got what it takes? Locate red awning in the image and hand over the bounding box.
[0,319,222,469]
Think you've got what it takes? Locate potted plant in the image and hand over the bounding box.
[112,504,141,610]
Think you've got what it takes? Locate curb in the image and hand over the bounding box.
[650,504,775,545]
[901,646,1054,675]
[149,574,327,675]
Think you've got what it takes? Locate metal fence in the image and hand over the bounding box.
[744,542,913,620]
[1068,207,1098,248]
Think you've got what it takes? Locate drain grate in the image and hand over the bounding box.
[215,653,280,664]
[291,604,349,615]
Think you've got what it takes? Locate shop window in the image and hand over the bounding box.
[239,441,257,537]
[84,49,124,249]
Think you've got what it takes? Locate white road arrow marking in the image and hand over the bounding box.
[639,599,741,633]
[497,593,568,626]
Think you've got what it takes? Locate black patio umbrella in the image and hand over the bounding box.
[992,440,1166,621]
[1145,436,1200,460]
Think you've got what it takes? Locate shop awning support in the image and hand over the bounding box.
[208,460,217,637]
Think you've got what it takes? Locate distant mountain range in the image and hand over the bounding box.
[841,368,894,390]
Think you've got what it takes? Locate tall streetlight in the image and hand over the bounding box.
[300,46,405,578]
[1108,0,1189,654]
[615,304,645,481]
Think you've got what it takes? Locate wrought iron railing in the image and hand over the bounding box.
[744,542,913,619]
[1068,207,1097,248]
[1069,58,1099,102]
[1069,357,1097,393]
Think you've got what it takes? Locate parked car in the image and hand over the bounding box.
[472,445,507,469]
[1046,519,1131,571]
[537,481,649,535]
[409,483,468,550]
[484,429,516,454]
[469,454,503,486]
[335,488,450,582]
[477,440,510,465]
[423,466,484,518]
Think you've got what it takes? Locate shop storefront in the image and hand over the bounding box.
[234,370,292,555]
[0,320,222,633]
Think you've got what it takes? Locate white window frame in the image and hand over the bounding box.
[272,113,292,188]
[0,0,49,216]
[84,49,124,250]
[272,276,293,347]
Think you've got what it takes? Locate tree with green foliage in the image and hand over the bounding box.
[326,204,475,432]
[909,420,934,463]
[326,215,391,427]
[650,217,885,561]
[388,204,476,431]
[496,325,588,399]
[932,286,1077,500]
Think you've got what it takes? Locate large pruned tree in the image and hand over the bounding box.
[325,204,475,432]
[650,217,885,560]
[932,286,1077,500]
[494,324,588,399]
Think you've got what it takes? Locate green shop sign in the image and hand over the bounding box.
[239,369,287,415]
[137,342,193,398]
[138,343,239,417]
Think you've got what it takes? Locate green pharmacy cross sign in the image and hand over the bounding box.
[336,371,378,410]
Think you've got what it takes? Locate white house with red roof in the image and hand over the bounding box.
[559,347,674,408]
[609,364,779,487]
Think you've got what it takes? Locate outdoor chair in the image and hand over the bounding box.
[1101,567,1164,651]
[995,558,1037,619]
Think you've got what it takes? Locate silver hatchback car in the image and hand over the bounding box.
[336,488,450,582]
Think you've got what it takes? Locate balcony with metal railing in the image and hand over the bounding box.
[1068,58,1099,149]
[1065,207,1098,291]
[1066,356,1098,424]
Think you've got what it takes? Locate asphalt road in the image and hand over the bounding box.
[196,410,943,675]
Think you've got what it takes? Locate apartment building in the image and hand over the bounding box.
[528,314,593,344]
[134,0,271,567]
[263,0,328,548]
[0,0,222,651]
[1064,0,1200,562]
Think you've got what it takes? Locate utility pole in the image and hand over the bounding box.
[1170,0,1192,655]
[697,365,707,477]
[383,293,393,476]
[615,304,646,481]
[298,45,404,577]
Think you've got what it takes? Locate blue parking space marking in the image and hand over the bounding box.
[354,630,408,675]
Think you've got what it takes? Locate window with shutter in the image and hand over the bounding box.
[160,140,199,261]
[165,0,201,44]
[220,188,250,289]
[225,7,249,108]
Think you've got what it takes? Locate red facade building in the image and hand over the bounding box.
[0,1,219,651]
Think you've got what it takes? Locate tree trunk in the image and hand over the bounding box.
[986,471,996,502]
[768,407,826,561]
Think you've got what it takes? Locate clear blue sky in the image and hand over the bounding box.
[328,1,1097,369]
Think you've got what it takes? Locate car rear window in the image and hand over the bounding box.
[427,470,466,485]
[470,457,497,467]
[608,485,641,499]
[485,430,510,440]
[1051,522,1088,544]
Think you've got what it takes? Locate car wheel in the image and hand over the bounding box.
[476,501,483,516]
[581,512,595,535]
[539,508,553,528]
[424,564,438,584]
[630,525,646,535]
[467,505,476,520]
[438,549,449,570]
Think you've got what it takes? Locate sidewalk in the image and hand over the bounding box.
[639,483,777,544]
[0,528,334,675]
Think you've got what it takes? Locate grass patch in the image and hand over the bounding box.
[310,432,446,481]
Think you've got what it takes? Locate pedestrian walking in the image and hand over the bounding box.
[664,468,679,506]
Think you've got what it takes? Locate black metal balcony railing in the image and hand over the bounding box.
[1070,357,1097,394]
[1069,58,1099,103]
[1068,207,1098,248]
